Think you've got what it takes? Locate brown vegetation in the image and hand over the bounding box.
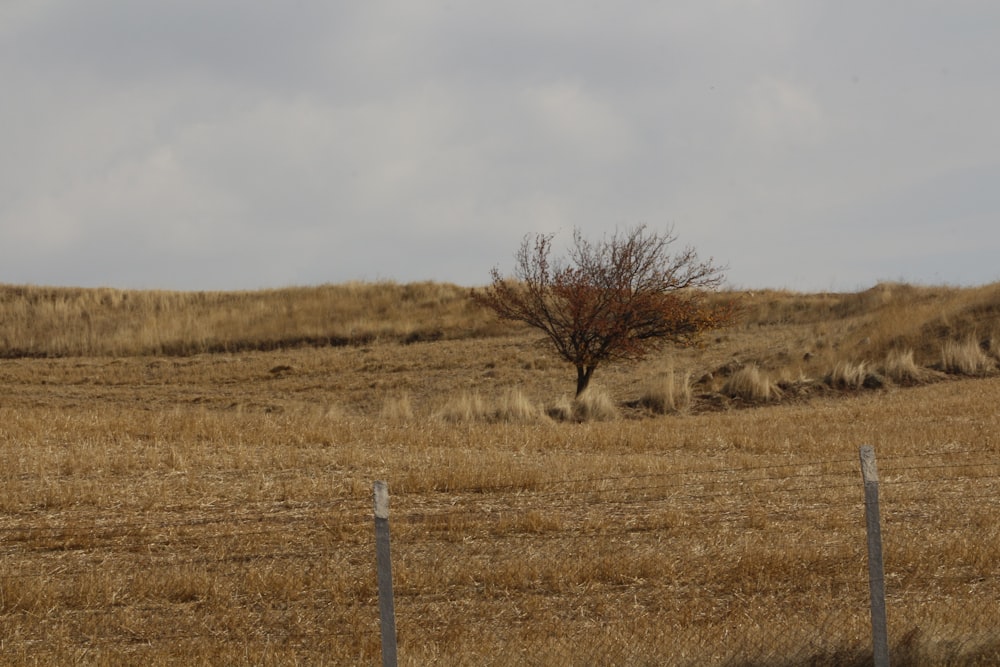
[722,363,782,402]
[638,366,693,414]
[473,226,734,396]
[941,337,994,376]
[0,281,509,358]
[1,280,999,664]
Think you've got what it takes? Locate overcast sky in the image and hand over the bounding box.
[3,2,999,292]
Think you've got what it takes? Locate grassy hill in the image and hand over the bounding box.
[1,281,998,664]
[3,280,999,416]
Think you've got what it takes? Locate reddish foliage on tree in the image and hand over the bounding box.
[473,226,736,396]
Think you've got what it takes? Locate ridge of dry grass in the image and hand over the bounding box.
[0,281,513,357]
[4,280,999,363]
[3,280,1000,418]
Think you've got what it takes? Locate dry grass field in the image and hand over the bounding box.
[1,281,999,665]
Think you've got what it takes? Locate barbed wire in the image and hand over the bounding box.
[3,450,998,665]
[380,451,999,498]
[5,450,995,551]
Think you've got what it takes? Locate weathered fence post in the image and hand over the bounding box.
[859,445,890,667]
[374,480,398,667]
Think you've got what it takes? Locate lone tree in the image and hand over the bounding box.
[474,225,735,397]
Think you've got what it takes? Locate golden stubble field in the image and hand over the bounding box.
[1,282,999,665]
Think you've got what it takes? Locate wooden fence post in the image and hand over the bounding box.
[374,480,398,667]
[859,445,890,667]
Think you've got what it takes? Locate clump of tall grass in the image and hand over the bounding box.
[574,387,619,421]
[941,338,995,375]
[639,368,692,415]
[880,349,925,385]
[721,364,781,402]
[492,388,545,423]
[435,392,488,423]
[547,396,575,422]
[825,360,870,389]
[435,389,546,423]
[547,387,619,422]
[380,394,414,421]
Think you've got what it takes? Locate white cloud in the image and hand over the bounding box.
[2,1,1000,290]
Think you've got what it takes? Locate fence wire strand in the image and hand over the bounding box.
[2,453,998,665]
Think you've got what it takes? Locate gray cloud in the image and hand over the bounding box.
[2,1,999,291]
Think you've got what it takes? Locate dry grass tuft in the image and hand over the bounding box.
[826,360,870,389]
[941,338,995,375]
[547,395,576,422]
[380,393,414,421]
[722,364,781,402]
[639,367,692,414]
[573,387,619,421]
[435,392,489,422]
[548,388,619,422]
[434,389,546,423]
[881,349,926,385]
[492,388,546,423]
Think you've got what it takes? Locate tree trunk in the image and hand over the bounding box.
[575,365,595,397]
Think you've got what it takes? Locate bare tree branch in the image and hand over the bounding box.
[473,225,737,396]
